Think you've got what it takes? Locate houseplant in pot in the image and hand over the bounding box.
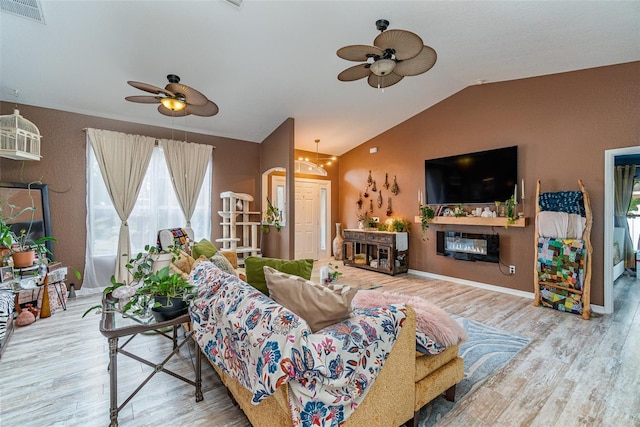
[83,245,195,321]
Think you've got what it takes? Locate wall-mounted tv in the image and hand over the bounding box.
[425,146,517,205]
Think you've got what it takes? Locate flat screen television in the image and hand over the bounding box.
[424,146,517,205]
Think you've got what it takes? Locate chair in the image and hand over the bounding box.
[157,228,194,252]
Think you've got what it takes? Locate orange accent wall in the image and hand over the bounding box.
[338,61,640,305]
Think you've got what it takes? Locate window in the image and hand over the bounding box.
[87,143,211,256]
[628,179,640,250]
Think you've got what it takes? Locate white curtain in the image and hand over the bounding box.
[86,128,155,283]
[614,165,637,268]
[161,139,213,228]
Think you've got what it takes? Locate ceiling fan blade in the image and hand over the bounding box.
[186,100,219,117]
[337,64,371,81]
[128,81,175,97]
[367,72,403,89]
[166,83,208,106]
[157,104,189,117]
[125,95,162,104]
[393,45,437,76]
[336,44,384,61]
[374,29,423,60]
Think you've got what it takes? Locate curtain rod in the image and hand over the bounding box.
[82,128,216,149]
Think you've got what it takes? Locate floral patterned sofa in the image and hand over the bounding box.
[190,261,463,426]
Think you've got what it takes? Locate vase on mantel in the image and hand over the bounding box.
[332,223,344,261]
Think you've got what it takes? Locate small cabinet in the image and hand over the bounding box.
[342,230,408,276]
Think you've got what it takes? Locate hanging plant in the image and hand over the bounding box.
[419,205,436,240]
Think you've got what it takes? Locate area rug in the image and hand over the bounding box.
[418,317,531,426]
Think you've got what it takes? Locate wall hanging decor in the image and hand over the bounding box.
[386,197,393,216]
[371,180,377,192]
[364,187,369,198]
[356,193,363,208]
[369,199,374,213]
[367,170,373,186]
[377,190,383,208]
[384,173,390,189]
[391,176,399,195]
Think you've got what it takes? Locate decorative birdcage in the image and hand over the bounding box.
[0,109,42,161]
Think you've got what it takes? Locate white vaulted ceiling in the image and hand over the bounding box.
[1,1,638,155]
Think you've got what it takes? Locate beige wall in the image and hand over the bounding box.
[338,61,640,306]
[0,104,261,288]
[260,118,295,259]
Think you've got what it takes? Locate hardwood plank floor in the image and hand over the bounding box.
[1,263,638,427]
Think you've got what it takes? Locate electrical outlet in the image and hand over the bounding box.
[509,265,516,274]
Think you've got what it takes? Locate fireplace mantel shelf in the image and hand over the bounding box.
[414,216,529,228]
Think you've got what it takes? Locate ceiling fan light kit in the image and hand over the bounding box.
[337,19,437,89]
[125,74,219,117]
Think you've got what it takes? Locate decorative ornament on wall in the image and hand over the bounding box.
[384,173,390,189]
[364,187,369,198]
[371,180,377,192]
[369,199,374,213]
[391,176,399,195]
[356,192,363,208]
[367,170,373,186]
[377,190,383,208]
[386,197,393,216]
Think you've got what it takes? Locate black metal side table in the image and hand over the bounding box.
[99,298,202,427]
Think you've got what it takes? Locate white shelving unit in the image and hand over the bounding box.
[217,191,262,266]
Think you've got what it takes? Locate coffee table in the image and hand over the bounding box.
[99,297,202,427]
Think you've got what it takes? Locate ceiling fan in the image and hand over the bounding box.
[125,74,219,117]
[337,19,437,89]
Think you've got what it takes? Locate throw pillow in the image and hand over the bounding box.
[219,250,238,269]
[210,252,238,277]
[263,266,356,332]
[172,250,196,275]
[244,256,314,295]
[192,238,217,259]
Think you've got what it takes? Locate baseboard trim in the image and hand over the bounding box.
[407,269,605,315]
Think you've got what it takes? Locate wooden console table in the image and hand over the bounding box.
[342,229,408,275]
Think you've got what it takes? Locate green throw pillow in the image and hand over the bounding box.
[192,238,217,259]
[244,256,314,295]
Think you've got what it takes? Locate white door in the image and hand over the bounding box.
[294,178,331,260]
[295,181,318,259]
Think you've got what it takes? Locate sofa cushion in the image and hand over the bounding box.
[415,344,459,382]
[219,250,238,269]
[244,256,313,295]
[263,266,356,332]
[210,252,238,277]
[192,238,217,259]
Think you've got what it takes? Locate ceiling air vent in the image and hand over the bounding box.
[222,0,243,9]
[1,0,45,24]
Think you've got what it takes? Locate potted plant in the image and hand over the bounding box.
[0,200,56,267]
[83,245,194,321]
[261,197,282,233]
[389,217,411,233]
[323,262,343,284]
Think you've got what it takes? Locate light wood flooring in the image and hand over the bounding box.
[1,264,639,427]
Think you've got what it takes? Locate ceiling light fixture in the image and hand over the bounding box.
[370,58,396,76]
[160,96,186,111]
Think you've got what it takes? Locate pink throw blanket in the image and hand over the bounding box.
[353,290,467,347]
